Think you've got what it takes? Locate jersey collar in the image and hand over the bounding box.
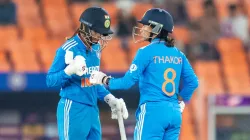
[75,34,101,53]
[151,38,166,44]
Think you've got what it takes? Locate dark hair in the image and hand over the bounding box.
[66,28,79,40]
[65,23,84,40]
[156,29,175,47]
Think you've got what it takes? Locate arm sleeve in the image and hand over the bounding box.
[96,85,110,101]
[109,49,149,90]
[179,53,199,102]
[46,48,71,87]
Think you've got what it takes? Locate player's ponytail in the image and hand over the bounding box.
[66,23,86,40]
[156,29,175,47]
[165,36,175,47]
[66,28,80,40]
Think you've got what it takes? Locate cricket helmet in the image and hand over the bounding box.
[133,8,174,43]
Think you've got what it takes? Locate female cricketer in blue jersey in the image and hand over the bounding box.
[90,8,199,140]
[46,7,128,140]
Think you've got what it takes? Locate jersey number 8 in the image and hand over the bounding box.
[162,68,176,96]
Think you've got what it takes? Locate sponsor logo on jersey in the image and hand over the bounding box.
[81,78,91,87]
[85,66,100,75]
[129,64,137,73]
[81,66,100,87]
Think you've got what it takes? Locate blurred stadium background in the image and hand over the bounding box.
[1,0,250,140]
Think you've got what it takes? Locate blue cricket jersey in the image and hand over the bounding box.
[109,38,199,105]
[46,34,110,106]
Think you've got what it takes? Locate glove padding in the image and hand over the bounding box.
[64,52,87,76]
[111,99,128,120]
[104,94,128,120]
[179,101,185,113]
[90,71,107,85]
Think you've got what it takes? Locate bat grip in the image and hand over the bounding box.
[117,110,127,140]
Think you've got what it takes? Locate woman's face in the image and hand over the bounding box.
[90,30,101,43]
[140,25,153,39]
[89,30,112,51]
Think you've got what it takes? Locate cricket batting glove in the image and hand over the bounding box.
[179,101,185,113]
[104,94,129,120]
[64,51,87,76]
[90,71,110,85]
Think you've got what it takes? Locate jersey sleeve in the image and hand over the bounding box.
[96,85,110,101]
[179,53,199,102]
[46,48,71,87]
[109,48,149,90]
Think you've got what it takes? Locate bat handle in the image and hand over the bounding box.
[117,110,127,140]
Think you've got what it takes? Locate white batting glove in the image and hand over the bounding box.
[179,101,185,113]
[118,98,129,119]
[90,71,108,85]
[104,94,129,120]
[64,54,87,76]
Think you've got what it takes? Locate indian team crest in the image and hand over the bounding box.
[104,15,110,28]
[104,20,110,28]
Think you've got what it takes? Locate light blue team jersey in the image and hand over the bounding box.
[109,38,199,105]
[46,34,110,106]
